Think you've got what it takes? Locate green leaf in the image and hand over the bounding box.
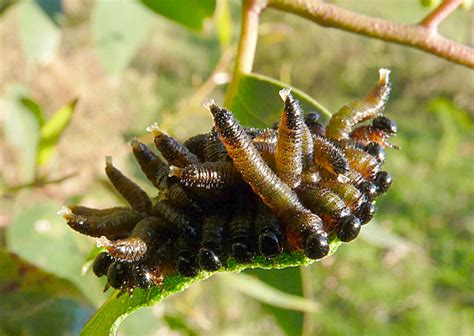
[7,202,109,306]
[245,267,305,335]
[1,85,42,181]
[215,0,232,48]
[81,242,341,336]
[0,250,95,336]
[37,98,77,167]
[18,0,61,62]
[140,0,216,31]
[221,272,318,312]
[92,1,154,74]
[228,73,331,128]
[20,97,45,127]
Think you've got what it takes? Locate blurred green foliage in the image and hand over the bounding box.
[0,0,472,335]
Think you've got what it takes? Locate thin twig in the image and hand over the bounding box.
[224,0,264,106]
[4,172,77,194]
[266,0,474,68]
[420,0,463,31]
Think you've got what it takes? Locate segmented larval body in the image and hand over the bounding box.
[61,69,398,295]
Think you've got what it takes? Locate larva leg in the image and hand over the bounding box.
[169,161,241,191]
[198,212,226,271]
[275,89,304,188]
[313,136,349,176]
[350,126,398,150]
[206,101,328,259]
[148,123,200,167]
[105,157,152,213]
[326,68,391,140]
[59,206,144,238]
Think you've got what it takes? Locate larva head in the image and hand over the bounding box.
[231,242,255,263]
[198,247,222,272]
[374,171,392,194]
[176,256,200,278]
[107,261,132,290]
[304,231,329,259]
[365,142,386,163]
[358,180,378,201]
[92,252,113,277]
[337,215,362,242]
[373,116,397,135]
[356,202,376,225]
[258,232,283,258]
[131,263,163,289]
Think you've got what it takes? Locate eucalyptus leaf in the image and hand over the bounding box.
[2,85,41,181]
[81,242,341,336]
[0,250,95,336]
[140,0,216,31]
[37,98,78,167]
[92,1,154,74]
[18,0,61,62]
[228,73,331,128]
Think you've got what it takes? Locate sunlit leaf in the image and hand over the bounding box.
[20,97,45,127]
[37,98,78,167]
[1,85,41,181]
[140,0,216,31]
[228,72,331,128]
[81,242,341,336]
[215,0,232,48]
[18,0,61,62]
[92,1,154,74]
[0,250,95,336]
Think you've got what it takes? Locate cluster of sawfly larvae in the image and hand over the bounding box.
[60,68,398,296]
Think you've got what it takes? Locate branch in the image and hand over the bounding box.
[420,0,462,31]
[224,0,264,106]
[266,0,474,68]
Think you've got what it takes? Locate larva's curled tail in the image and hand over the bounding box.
[326,68,391,140]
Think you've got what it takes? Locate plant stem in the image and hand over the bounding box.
[267,0,474,68]
[420,0,463,31]
[224,0,265,107]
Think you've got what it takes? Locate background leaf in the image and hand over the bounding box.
[229,73,331,128]
[140,0,216,31]
[92,1,154,74]
[0,250,95,336]
[37,98,77,167]
[245,268,305,336]
[7,202,108,306]
[1,85,42,181]
[18,0,61,63]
